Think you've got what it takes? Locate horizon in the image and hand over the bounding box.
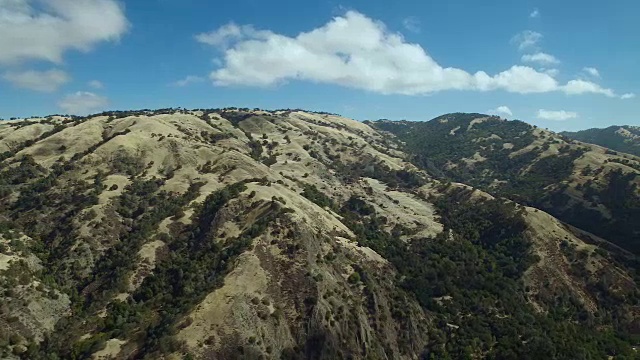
[1,0,638,132]
[0,107,634,133]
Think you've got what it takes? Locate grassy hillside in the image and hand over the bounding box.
[0,109,637,359]
[374,114,640,256]
[562,125,640,157]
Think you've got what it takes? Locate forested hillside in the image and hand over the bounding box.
[374,114,640,256]
[0,109,638,359]
[562,125,640,157]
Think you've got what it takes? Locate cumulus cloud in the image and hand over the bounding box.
[537,109,578,121]
[521,52,560,65]
[2,68,69,92]
[583,67,600,78]
[511,30,543,50]
[491,106,513,116]
[197,12,621,98]
[0,0,129,64]
[530,9,540,18]
[562,79,615,97]
[621,93,636,100]
[58,91,108,114]
[195,23,246,48]
[402,16,420,33]
[483,65,558,93]
[88,80,104,89]
[173,75,205,87]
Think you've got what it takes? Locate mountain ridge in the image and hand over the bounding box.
[374,113,640,255]
[0,109,638,359]
[561,125,640,157]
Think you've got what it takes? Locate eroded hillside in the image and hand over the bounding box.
[0,109,638,359]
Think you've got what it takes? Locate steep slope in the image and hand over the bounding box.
[0,109,638,359]
[561,125,640,157]
[374,114,640,255]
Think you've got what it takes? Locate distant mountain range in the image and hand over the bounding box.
[561,125,640,156]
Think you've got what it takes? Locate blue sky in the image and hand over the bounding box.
[0,0,638,131]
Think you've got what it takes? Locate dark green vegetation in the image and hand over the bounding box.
[339,187,639,359]
[374,114,640,256]
[562,126,640,157]
[573,169,640,254]
[10,179,284,359]
[0,121,283,357]
[1,110,640,359]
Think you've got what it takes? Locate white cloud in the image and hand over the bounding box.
[198,11,622,98]
[402,16,420,33]
[482,65,558,93]
[88,80,103,89]
[583,67,600,78]
[491,106,513,116]
[521,52,560,65]
[530,9,540,18]
[542,68,559,77]
[511,30,543,50]
[562,79,615,97]
[0,0,129,64]
[58,91,108,115]
[2,68,69,92]
[173,75,204,87]
[195,23,246,48]
[621,93,636,100]
[537,109,578,121]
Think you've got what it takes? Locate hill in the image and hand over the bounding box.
[561,125,640,157]
[0,109,638,359]
[373,114,640,256]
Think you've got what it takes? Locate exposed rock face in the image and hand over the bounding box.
[0,109,637,359]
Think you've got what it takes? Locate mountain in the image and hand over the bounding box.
[0,109,638,359]
[373,114,640,256]
[561,125,640,157]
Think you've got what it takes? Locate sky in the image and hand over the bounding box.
[0,0,638,131]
